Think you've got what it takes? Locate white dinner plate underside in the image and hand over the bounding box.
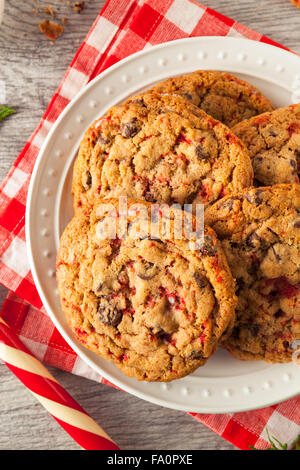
[26,37,300,413]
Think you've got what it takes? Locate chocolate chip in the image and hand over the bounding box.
[97,135,110,145]
[118,270,129,286]
[195,145,208,161]
[268,130,277,137]
[189,350,203,360]
[83,171,92,190]
[219,199,234,210]
[120,117,140,138]
[95,282,113,296]
[150,327,165,337]
[161,333,174,345]
[245,190,263,205]
[144,192,156,202]
[274,309,285,319]
[193,272,206,289]
[294,220,300,228]
[131,98,146,108]
[98,299,122,327]
[246,232,262,248]
[184,93,193,102]
[199,235,217,257]
[107,240,121,264]
[137,262,157,280]
[283,340,290,349]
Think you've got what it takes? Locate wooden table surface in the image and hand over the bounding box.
[0,0,299,451]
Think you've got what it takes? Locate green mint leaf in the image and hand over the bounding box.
[0,106,15,122]
[250,431,300,450]
[266,429,281,450]
[272,437,288,450]
[291,435,300,450]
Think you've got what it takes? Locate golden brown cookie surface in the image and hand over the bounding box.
[72,93,253,211]
[232,103,300,186]
[57,198,237,381]
[149,70,274,128]
[205,184,300,363]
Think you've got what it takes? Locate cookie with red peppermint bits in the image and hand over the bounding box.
[232,103,300,186]
[148,70,274,128]
[205,184,300,363]
[72,92,253,211]
[57,198,237,381]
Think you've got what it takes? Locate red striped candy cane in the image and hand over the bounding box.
[0,317,119,450]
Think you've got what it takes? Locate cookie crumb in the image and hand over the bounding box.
[61,17,68,24]
[45,5,56,17]
[39,20,64,40]
[73,1,85,13]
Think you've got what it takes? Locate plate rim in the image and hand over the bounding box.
[26,36,300,413]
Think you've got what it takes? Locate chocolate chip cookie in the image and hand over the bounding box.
[205,184,300,363]
[232,103,300,186]
[72,93,253,211]
[148,71,274,128]
[57,198,237,381]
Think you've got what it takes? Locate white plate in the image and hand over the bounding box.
[26,37,300,413]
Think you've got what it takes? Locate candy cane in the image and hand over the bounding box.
[0,317,119,450]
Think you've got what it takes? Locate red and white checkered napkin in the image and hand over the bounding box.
[0,0,299,450]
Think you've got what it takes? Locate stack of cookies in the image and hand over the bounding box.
[57,70,300,382]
